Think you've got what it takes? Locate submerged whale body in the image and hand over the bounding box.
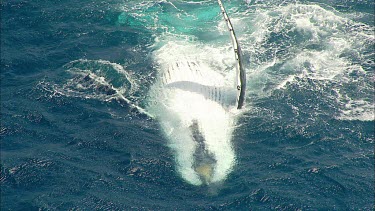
[190,120,217,184]
[147,0,246,185]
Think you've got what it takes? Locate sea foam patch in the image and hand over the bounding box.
[239,3,374,121]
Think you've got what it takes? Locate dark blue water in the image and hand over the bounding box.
[1,0,374,210]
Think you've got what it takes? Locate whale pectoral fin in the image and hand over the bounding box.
[218,0,246,109]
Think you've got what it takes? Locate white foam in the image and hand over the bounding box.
[337,98,374,122]
[240,3,374,120]
[43,59,152,116]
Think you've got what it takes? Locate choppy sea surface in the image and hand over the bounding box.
[1,0,374,210]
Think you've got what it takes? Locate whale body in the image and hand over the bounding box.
[147,0,246,185]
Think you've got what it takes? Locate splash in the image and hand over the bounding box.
[39,59,150,116]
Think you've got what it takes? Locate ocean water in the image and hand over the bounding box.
[1,0,374,210]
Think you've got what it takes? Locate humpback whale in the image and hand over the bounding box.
[147,0,246,185]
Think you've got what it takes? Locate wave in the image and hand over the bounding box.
[38,59,150,116]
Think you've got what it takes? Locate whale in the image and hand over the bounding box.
[147,0,246,185]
